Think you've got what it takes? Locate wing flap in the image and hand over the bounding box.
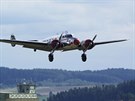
[23,45,51,51]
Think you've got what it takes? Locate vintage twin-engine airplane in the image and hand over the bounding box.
[0,31,127,62]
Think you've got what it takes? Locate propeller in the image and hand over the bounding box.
[59,31,67,41]
[50,32,64,54]
[82,34,97,51]
[92,34,97,41]
[59,32,63,41]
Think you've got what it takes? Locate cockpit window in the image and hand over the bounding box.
[65,34,73,38]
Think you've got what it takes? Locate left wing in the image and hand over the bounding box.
[94,39,127,46]
[0,39,52,51]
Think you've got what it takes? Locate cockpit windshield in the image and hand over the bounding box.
[65,34,73,38]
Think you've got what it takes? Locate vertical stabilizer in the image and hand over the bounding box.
[10,34,16,47]
[10,34,16,40]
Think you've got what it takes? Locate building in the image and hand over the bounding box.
[0,81,39,101]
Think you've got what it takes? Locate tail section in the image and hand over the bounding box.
[10,34,16,47]
[10,34,16,40]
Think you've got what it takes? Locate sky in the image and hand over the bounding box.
[0,0,134,70]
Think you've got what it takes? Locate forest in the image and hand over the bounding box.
[0,67,135,87]
[48,80,135,101]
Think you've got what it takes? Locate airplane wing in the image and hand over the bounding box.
[94,39,127,46]
[0,39,52,51]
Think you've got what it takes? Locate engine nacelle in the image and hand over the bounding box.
[74,38,80,46]
[81,39,94,49]
[51,40,64,49]
[51,40,59,48]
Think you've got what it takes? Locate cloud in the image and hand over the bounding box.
[0,0,134,70]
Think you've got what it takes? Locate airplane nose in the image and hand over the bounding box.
[74,38,80,46]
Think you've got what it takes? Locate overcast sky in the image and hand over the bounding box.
[0,0,134,70]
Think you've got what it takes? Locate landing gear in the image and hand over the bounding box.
[34,49,36,52]
[48,53,54,62]
[81,53,87,62]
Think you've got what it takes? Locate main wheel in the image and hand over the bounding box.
[34,49,36,52]
[81,53,87,62]
[48,54,54,62]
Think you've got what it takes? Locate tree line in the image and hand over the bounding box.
[0,67,135,87]
[48,80,135,101]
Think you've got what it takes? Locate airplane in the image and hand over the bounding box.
[0,31,127,62]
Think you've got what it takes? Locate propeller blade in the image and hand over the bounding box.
[59,32,64,41]
[92,34,97,41]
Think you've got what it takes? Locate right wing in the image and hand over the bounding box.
[94,39,127,46]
